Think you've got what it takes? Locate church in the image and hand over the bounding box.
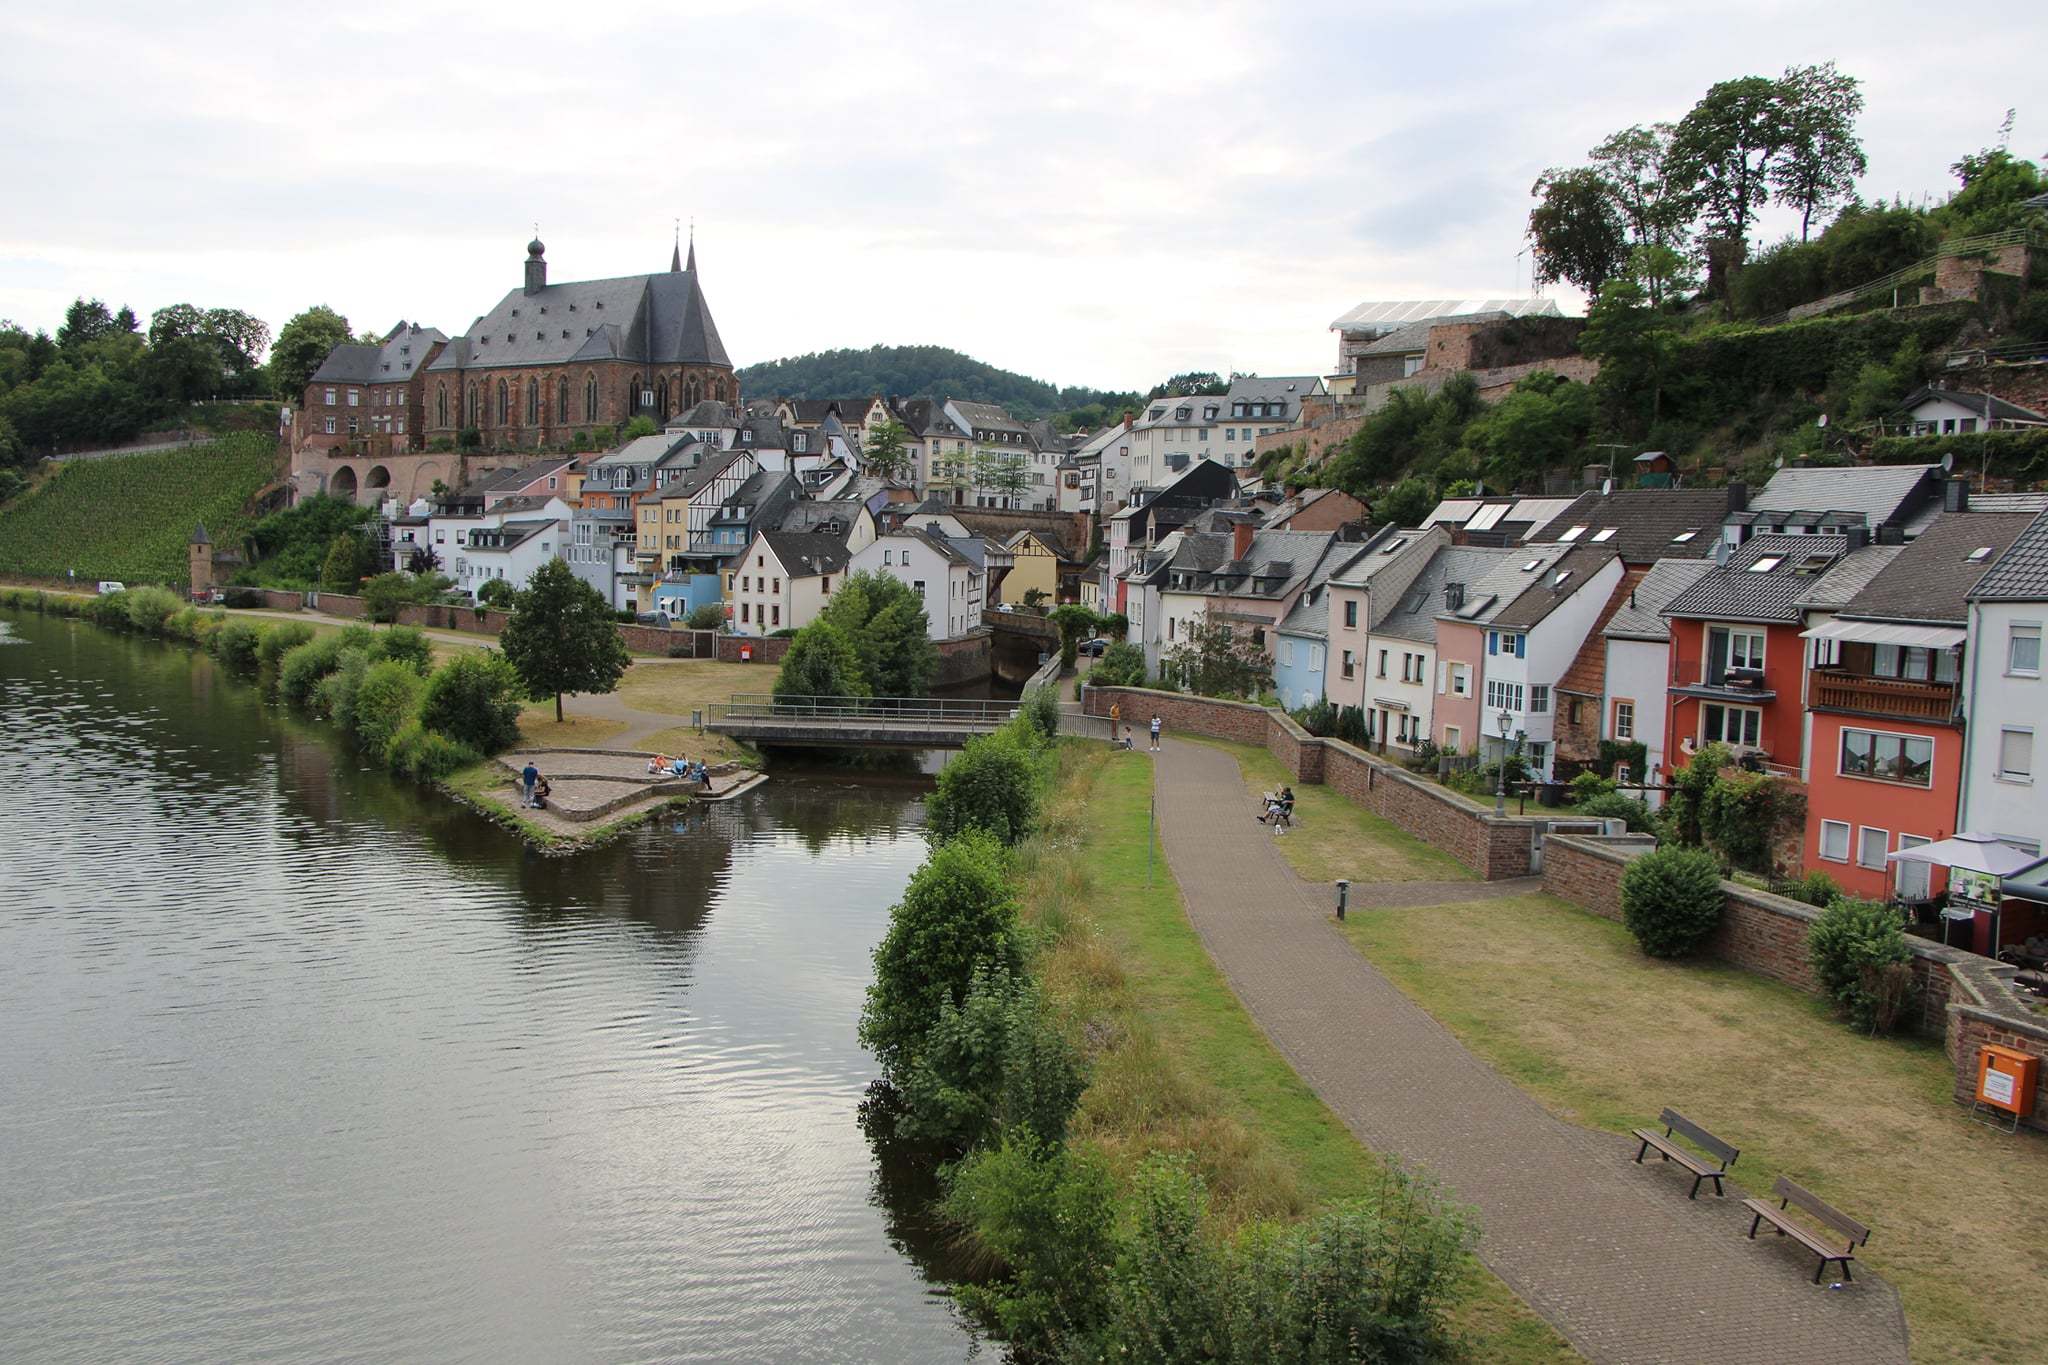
[421,235,738,449]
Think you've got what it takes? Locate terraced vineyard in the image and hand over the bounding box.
[0,433,282,584]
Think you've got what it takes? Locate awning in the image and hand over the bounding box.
[1371,698,1412,713]
[1885,833,2040,876]
[1802,619,1966,649]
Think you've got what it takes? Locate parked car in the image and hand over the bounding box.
[1078,637,1108,657]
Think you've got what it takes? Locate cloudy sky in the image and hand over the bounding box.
[1,1,2041,392]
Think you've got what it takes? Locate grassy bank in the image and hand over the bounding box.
[1344,892,2048,1364]
[1021,746,1572,1360]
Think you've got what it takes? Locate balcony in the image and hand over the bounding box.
[1811,669,1958,721]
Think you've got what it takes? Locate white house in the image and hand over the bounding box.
[1600,559,1715,794]
[1892,386,2047,438]
[1323,537,1491,752]
[1458,545,1623,779]
[850,528,987,640]
[1960,510,2048,855]
[449,493,577,598]
[1322,527,1451,711]
[729,531,854,637]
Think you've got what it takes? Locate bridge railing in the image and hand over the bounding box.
[718,693,1020,724]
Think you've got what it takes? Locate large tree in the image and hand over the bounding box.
[1669,75,1792,297]
[973,447,1033,503]
[1589,123,1693,300]
[1527,167,1630,297]
[862,416,913,483]
[820,569,938,696]
[498,558,632,722]
[1772,62,1867,240]
[269,305,354,401]
[773,620,868,702]
[1147,371,1227,399]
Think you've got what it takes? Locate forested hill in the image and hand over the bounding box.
[737,345,1133,421]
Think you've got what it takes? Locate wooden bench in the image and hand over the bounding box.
[1743,1176,1871,1284]
[1630,1108,1738,1198]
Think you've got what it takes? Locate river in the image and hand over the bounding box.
[0,611,974,1364]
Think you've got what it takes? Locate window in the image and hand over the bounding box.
[1726,630,1764,671]
[1701,704,1761,747]
[1280,640,1294,667]
[585,375,599,422]
[525,381,539,424]
[772,578,781,594]
[347,389,359,407]
[1613,700,1634,739]
[1999,727,2034,783]
[1487,631,1525,658]
[1748,556,1782,573]
[1341,649,1355,679]
[740,602,750,623]
[2010,624,2042,675]
[821,576,831,594]
[495,380,508,424]
[1818,820,1851,862]
[324,387,336,405]
[912,580,926,596]
[1343,600,1357,628]
[1450,664,1469,697]
[1485,679,1524,712]
[1376,649,1388,677]
[322,417,335,434]
[1896,834,1934,900]
[1444,726,1461,752]
[771,605,780,626]
[1529,685,1549,714]
[1856,826,1889,870]
[1839,728,1933,786]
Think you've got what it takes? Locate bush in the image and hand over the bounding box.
[418,650,524,754]
[685,602,724,630]
[1700,770,1780,873]
[622,415,658,439]
[383,719,481,783]
[122,585,183,634]
[1568,770,1615,803]
[375,625,433,673]
[351,658,426,753]
[211,620,265,674]
[476,577,516,609]
[1019,685,1061,744]
[1620,847,1725,958]
[859,831,1025,1080]
[1659,742,1729,847]
[1774,869,1843,908]
[362,572,426,624]
[1808,897,1917,1034]
[926,728,1045,847]
[1090,640,1146,688]
[277,635,350,709]
[1595,738,1648,780]
[221,587,268,609]
[897,962,1085,1151]
[256,621,315,674]
[1577,791,1655,833]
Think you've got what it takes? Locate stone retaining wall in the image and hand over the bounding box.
[1080,685,1539,880]
[1945,959,2048,1131]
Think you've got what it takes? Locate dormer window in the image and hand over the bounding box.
[1749,555,1784,573]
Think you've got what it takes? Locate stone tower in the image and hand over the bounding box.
[189,523,215,598]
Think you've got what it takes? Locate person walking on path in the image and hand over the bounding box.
[1149,714,1162,751]
[1108,700,1122,746]
[521,761,540,809]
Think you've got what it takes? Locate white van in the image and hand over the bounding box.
[97,581,125,595]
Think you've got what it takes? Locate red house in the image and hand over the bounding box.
[1800,513,2035,901]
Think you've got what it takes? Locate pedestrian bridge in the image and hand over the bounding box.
[704,694,1021,749]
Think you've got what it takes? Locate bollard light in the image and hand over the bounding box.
[1335,878,1350,921]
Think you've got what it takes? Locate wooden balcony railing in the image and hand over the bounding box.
[1811,670,1957,721]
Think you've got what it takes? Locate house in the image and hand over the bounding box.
[566,504,638,611]
[1125,394,1229,491]
[1890,386,2046,437]
[1320,527,1452,717]
[1551,566,1649,772]
[1265,486,1372,534]
[297,322,448,457]
[1538,485,1746,565]
[849,528,987,639]
[943,399,1040,509]
[1063,420,1134,515]
[729,530,854,637]
[1736,463,1946,543]
[1960,507,2048,860]
[439,494,575,599]
[1105,458,1240,614]
[1364,545,1516,756]
[1214,376,1327,470]
[1270,529,1421,710]
[480,456,578,509]
[1802,512,2036,900]
[1154,526,1345,661]
[1594,560,1716,790]
[887,398,973,499]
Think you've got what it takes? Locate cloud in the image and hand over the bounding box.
[0,1,2042,390]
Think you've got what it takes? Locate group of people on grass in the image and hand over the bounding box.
[647,754,713,789]
[1106,702,1162,753]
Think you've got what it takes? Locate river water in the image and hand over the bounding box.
[0,612,973,1364]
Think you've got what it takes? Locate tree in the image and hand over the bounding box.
[862,416,913,483]
[1940,141,2048,237]
[1669,76,1793,299]
[1160,608,1270,699]
[1047,603,1099,665]
[1378,475,1435,528]
[973,447,1032,503]
[819,570,937,696]
[269,306,353,400]
[1147,371,1227,399]
[1580,277,1679,436]
[773,620,868,702]
[1772,62,1867,240]
[56,298,125,351]
[1460,372,1595,491]
[1527,167,1630,297]
[1619,847,1725,958]
[1590,123,1694,286]
[418,650,524,753]
[622,415,658,439]
[1089,641,1146,688]
[202,309,272,392]
[926,727,1044,847]
[476,576,516,608]
[498,558,631,723]
[320,531,375,592]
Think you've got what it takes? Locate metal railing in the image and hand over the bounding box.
[718,693,1020,724]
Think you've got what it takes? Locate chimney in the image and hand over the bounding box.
[1844,524,1870,552]
[1445,582,1465,611]
[1726,481,1748,513]
[1232,520,1255,562]
[1944,477,1970,513]
[1878,524,1907,545]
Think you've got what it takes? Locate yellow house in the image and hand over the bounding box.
[1003,530,1064,606]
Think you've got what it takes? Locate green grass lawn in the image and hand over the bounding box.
[1344,892,2048,1365]
[1049,750,1573,1361]
[1186,736,1472,884]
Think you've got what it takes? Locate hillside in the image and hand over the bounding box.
[738,344,1133,421]
[0,433,281,584]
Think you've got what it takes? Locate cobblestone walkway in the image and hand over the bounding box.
[1151,739,1910,1365]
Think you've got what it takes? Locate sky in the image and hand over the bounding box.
[1,1,2043,394]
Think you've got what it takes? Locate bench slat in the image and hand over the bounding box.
[1631,1129,1715,1175]
[1744,1199,1851,1258]
[1659,1107,1739,1166]
[1772,1176,1870,1246]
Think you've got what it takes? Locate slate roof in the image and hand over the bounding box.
[1436,544,1574,627]
[759,531,851,578]
[466,519,555,551]
[1540,487,1737,562]
[1223,375,1323,422]
[1604,560,1718,641]
[949,400,1028,435]
[1558,566,1650,697]
[488,494,566,517]
[1792,543,1905,611]
[1898,386,2048,425]
[309,323,447,386]
[1838,512,2036,621]
[308,343,381,385]
[1377,546,1518,644]
[666,447,750,501]
[778,500,864,536]
[1489,545,1620,631]
[890,527,975,567]
[1748,463,1941,527]
[1663,534,1849,624]
[425,252,727,373]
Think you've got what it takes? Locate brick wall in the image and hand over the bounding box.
[315,593,367,619]
[1080,685,1539,879]
[1947,1002,2048,1131]
[421,359,738,449]
[258,589,303,611]
[716,633,790,664]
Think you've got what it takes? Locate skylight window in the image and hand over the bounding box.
[1749,555,1783,572]
[1559,525,1587,542]
[1552,570,1573,587]
[1521,559,1540,571]
[1672,530,1697,543]
[1592,528,1617,542]
[1968,546,1993,562]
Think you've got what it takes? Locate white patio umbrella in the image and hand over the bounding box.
[1884,832,2038,877]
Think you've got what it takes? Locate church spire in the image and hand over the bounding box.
[671,219,682,272]
[686,220,696,274]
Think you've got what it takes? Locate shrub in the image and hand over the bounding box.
[211,620,265,674]
[278,635,350,709]
[1620,847,1726,957]
[85,589,130,630]
[926,728,1045,847]
[685,602,724,630]
[222,587,268,609]
[1774,869,1843,908]
[622,415,658,439]
[383,719,481,783]
[1577,791,1655,833]
[1019,685,1061,744]
[256,621,315,676]
[859,831,1024,1080]
[476,577,516,609]
[897,962,1085,1150]
[375,625,433,673]
[1595,738,1648,780]
[352,658,426,753]
[1659,742,1730,847]
[1568,770,1616,803]
[362,572,426,624]
[1808,897,1917,1034]
[310,649,369,726]
[121,585,183,634]
[1090,640,1145,688]
[1701,770,1780,873]
[418,650,524,753]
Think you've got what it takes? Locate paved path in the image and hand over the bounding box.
[1150,739,1909,1365]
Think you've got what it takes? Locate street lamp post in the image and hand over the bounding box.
[1494,708,1513,815]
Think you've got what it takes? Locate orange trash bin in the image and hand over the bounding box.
[1975,1045,2039,1119]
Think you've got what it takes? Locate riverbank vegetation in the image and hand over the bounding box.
[859,701,1568,1361]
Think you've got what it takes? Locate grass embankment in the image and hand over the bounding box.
[0,433,280,582]
[1345,893,2048,1365]
[1025,747,1573,1361]
[614,658,770,763]
[1186,737,1471,883]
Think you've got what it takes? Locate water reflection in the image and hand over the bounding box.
[0,610,972,1364]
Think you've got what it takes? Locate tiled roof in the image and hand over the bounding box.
[1663,534,1848,624]
[1488,544,1619,630]
[759,531,851,578]
[1793,543,1904,610]
[1840,512,2036,621]
[1558,567,1649,697]
[1604,559,1717,640]
[1539,488,1735,563]
[425,257,726,373]
[1376,546,1517,643]
[1748,463,1940,526]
